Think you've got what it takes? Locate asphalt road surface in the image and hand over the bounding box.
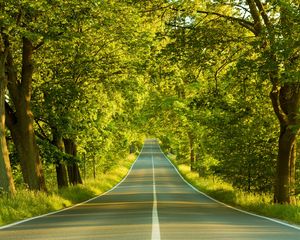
[1,139,300,239]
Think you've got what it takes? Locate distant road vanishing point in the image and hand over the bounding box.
[1,139,300,240]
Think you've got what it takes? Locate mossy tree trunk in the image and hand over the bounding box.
[64,138,83,185]
[5,37,46,191]
[270,84,300,203]
[188,132,196,171]
[246,0,300,203]
[0,41,15,194]
[51,128,68,189]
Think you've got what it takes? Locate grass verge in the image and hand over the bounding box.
[175,163,300,225]
[0,154,136,227]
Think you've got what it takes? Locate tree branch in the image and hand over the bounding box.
[21,37,34,94]
[35,119,51,142]
[270,84,289,125]
[3,33,20,104]
[33,40,44,51]
[253,0,271,29]
[170,7,257,35]
[246,0,262,34]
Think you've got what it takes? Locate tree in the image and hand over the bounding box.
[5,36,47,191]
[153,0,300,203]
[51,127,68,188]
[2,0,100,190]
[249,0,300,204]
[2,0,66,191]
[30,0,156,186]
[0,32,15,194]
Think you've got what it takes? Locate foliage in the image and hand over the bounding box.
[37,139,80,165]
[0,0,299,218]
[146,0,300,200]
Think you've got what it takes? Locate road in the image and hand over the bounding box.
[1,139,300,239]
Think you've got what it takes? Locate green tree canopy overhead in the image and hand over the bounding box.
[140,0,300,203]
[0,0,299,206]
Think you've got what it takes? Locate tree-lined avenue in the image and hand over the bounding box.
[1,139,300,239]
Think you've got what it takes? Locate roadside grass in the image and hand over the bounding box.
[0,154,136,227]
[176,163,300,225]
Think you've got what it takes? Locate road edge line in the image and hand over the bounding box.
[0,144,145,230]
[158,145,300,231]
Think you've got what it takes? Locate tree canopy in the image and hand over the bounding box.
[0,0,300,204]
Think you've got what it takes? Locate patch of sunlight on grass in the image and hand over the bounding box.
[0,190,69,225]
[58,185,96,204]
[176,163,300,225]
[0,153,137,227]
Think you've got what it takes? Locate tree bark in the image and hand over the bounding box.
[245,0,300,204]
[270,83,300,203]
[188,132,196,171]
[274,126,297,203]
[64,138,83,185]
[51,128,68,189]
[93,156,96,179]
[0,49,15,194]
[5,37,46,191]
[290,142,296,204]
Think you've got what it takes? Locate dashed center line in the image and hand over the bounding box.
[151,153,161,240]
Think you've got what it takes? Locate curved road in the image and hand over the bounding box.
[1,139,300,239]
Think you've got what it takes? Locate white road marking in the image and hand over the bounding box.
[151,153,161,240]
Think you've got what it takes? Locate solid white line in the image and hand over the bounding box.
[158,145,300,231]
[151,154,161,240]
[0,144,145,230]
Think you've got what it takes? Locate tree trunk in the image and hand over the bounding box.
[93,156,96,179]
[188,132,196,171]
[5,37,46,191]
[270,84,300,203]
[0,50,15,194]
[247,162,251,192]
[52,128,68,189]
[274,125,297,203]
[130,143,135,154]
[290,142,296,204]
[56,163,69,189]
[243,0,300,204]
[64,138,82,185]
